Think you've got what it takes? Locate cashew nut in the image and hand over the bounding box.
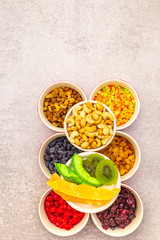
[105,119,114,127]
[81,142,89,149]
[67,126,78,131]
[109,128,113,136]
[86,114,94,124]
[73,106,82,116]
[79,127,85,133]
[85,131,97,138]
[98,123,107,129]
[95,138,101,148]
[74,137,80,146]
[83,104,91,113]
[94,116,102,124]
[92,141,97,148]
[88,137,94,144]
[103,127,109,135]
[75,114,81,121]
[80,118,87,127]
[95,102,104,111]
[82,134,88,142]
[98,128,103,135]
[80,110,86,118]
[66,116,75,126]
[85,125,97,132]
[102,112,114,121]
[76,121,81,129]
[102,136,111,145]
[70,131,79,143]
[86,101,92,109]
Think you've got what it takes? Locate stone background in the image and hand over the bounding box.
[0,0,160,239]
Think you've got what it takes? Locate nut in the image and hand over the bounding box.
[83,104,92,113]
[95,102,104,111]
[80,119,87,127]
[66,101,114,149]
[70,131,79,143]
[84,125,97,132]
[73,106,82,116]
[81,142,89,149]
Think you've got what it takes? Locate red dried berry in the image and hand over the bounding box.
[64,224,73,230]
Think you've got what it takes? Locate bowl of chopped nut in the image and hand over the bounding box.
[98,131,141,181]
[64,100,116,152]
[38,81,87,132]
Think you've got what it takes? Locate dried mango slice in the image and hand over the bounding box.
[53,189,109,206]
[47,173,120,204]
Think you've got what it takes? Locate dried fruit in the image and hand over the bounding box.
[94,84,135,126]
[99,136,135,176]
[47,173,120,206]
[43,87,83,128]
[45,190,85,230]
[96,187,136,230]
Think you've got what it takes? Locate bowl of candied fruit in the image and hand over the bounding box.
[90,79,140,130]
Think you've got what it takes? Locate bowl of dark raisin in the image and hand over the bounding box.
[38,133,82,178]
[91,184,143,237]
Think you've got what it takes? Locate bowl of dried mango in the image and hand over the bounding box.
[64,100,116,152]
[98,131,141,181]
[38,81,87,132]
[47,152,121,213]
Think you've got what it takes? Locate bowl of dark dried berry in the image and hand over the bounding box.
[39,133,82,178]
[39,188,89,236]
[91,184,143,237]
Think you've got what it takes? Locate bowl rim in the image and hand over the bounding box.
[89,78,140,130]
[64,100,117,152]
[37,80,88,132]
[91,183,144,237]
[38,132,66,179]
[112,131,141,182]
[39,187,90,236]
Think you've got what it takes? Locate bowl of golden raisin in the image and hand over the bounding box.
[38,81,87,131]
[98,131,141,181]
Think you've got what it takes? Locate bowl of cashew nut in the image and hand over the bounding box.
[64,100,116,152]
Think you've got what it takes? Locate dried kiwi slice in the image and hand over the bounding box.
[86,154,105,167]
[95,159,118,185]
[83,160,96,177]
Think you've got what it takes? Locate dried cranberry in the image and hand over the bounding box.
[96,187,137,231]
[44,190,85,230]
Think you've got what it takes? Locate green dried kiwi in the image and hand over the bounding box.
[95,159,118,185]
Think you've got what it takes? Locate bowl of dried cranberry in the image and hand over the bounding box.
[38,133,82,178]
[39,188,89,236]
[91,184,143,237]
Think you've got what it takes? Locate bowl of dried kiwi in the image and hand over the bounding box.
[38,81,87,132]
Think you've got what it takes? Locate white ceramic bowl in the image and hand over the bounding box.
[91,183,143,237]
[89,79,140,130]
[38,132,66,179]
[115,131,141,182]
[37,81,87,132]
[64,100,116,152]
[62,152,121,213]
[39,188,90,236]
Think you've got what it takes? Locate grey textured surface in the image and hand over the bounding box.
[0,0,160,239]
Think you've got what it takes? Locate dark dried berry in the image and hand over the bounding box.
[96,187,136,231]
[43,137,82,174]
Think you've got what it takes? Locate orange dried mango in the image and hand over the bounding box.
[47,173,120,205]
